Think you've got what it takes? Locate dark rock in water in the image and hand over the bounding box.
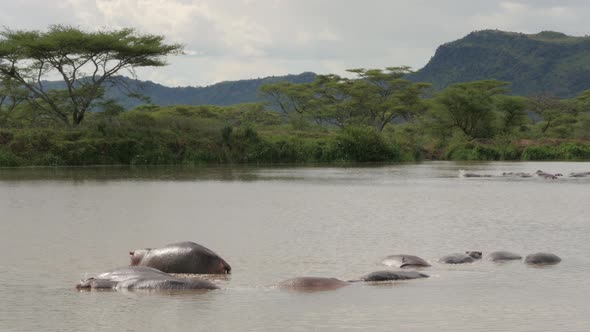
[354,270,429,282]
[76,266,219,291]
[381,254,431,268]
[525,253,561,265]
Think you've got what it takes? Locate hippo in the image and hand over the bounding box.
[459,170,493,178]
[278,277,349,292]
[76,266,219,291]
[488,251,522,262]
[440,251,482,264]
[350,270,429,282]
[535,170,558,179]
[502,172,532,178]
[381,254,431,268]
[525,253,561,266]
[569,172,590,178]
[129,241,231,274]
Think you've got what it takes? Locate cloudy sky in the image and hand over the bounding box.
[2,0,589,87]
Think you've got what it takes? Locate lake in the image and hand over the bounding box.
[1,162,589,331]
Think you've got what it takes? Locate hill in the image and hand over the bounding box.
[43,72,317,110]
[410,30,590,98]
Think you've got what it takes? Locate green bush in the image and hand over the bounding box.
[0,149,22,167]
[521,145,560,160]
[333,126,399,162]
[444,144,500,160]
[32,153,64,166]
[52,140,101,165]
[558,143,590,160]
[496,144,520,160]
[182,150,218,164]
[131,149,178,165]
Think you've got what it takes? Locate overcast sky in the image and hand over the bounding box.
[1,0,589,87]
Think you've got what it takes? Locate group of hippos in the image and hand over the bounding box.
[460,169,590,179]
[76,241,561,292]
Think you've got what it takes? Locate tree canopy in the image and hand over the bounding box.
[260,66,430,131]
[432,80,509,139]
[0,25,183,126]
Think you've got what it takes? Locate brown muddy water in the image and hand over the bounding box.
[1,162,589,331]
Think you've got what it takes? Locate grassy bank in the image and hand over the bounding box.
[2,104,590,167]
[2,126,590,167]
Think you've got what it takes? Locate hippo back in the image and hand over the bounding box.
[139,241,231,274]
[488,251,522,262]
[278,277,349,290]
[358,270,429,282]
[76,266,219,290]
[525,253,561,265]
[440,253,475,264]
[381,254,430,268]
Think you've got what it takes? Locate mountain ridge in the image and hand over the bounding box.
[409,29,590,97]
[42,72,317,109]
[42,29,590,108]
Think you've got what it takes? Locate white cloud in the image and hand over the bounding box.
[1,0,589,86]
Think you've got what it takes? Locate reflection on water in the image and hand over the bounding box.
[1,161,590,332]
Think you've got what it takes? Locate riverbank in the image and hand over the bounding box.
[1,126,590,167]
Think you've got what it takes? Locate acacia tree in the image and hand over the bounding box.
[0,77,29,126]
[260,67,430,130]
[344,67,431,131]
[433,80,509,139]
[496,95,528,134]
[259,81,316,116]
[310,74,356,127]
[528,95,577,134]
[0,25,183,126]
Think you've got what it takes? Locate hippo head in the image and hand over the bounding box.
[466,251,482,259]
[219,259,232,274]
[76,277,117,290]
[76,278,93,290]
[129,248,152,266]
[203,255,232,274]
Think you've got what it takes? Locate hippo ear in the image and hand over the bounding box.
[129,251,134,256]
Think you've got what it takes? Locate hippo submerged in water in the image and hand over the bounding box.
[569,171,590,178]
[381,254,431,268]
[502,172,532,178]
[488,251,522,262]
[440,251,482,264]
[459,170,494,178]
[350,270,429,282]
[535,170,560,179]
[278,277,349,292]
[129,241,231,274]
[76,266,219,291]
[525,253,562,266]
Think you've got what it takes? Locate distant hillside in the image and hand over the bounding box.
[44,72,317,110]
[410,30,590,98]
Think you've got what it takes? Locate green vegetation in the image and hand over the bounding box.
[0,25,182,126]
[1,74,589,166]
[1,26,590,167]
